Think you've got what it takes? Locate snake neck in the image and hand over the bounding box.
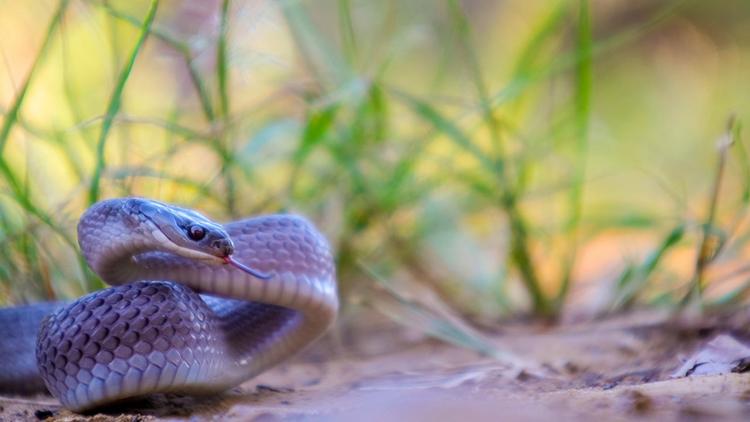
[77,198,161,285]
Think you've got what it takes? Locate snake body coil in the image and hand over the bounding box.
[0,198,338,411]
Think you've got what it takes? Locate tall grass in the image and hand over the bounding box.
[0,0,749,332]
[89,0,159,205]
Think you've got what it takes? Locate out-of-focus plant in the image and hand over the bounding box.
[1,0,749,325]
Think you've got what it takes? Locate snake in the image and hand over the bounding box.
[0,197,338,412]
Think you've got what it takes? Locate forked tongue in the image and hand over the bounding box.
[223,256,272,280]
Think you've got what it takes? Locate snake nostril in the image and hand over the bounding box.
[212,240,233,256]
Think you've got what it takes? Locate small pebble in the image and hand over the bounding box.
[619,390,653,415]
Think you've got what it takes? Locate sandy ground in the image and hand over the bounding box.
[2,309,750,421]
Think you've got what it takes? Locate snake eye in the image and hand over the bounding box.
[187,225,206,241]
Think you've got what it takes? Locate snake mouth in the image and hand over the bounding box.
[140,207,273,280]
[151,228,272,280]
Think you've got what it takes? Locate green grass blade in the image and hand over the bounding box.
[217,0,230,119]
[681,117,739,307]
[509,2,567,83]
[337,0,357,65]
[282,0,349,85]
[0,0,70,154]
[611,224,686,310]
[286,104,339,198]
[487,0,685,111]
[446,0,505,160]
[100,3,215,121]
[731,122,748,204]
[293,106,339,165]
[88,0,160,204]
[557,0,593,305]
[392,90,495,172]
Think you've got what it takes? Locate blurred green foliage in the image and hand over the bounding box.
[1,0,750,319]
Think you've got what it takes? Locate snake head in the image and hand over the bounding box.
[130,198,271,280]
[134,199,232,258]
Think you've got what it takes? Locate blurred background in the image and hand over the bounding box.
[1,0,749,328]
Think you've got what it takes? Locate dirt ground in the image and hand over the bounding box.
[2,308,750,421]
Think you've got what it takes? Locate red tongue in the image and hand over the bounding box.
[223,256,272,280]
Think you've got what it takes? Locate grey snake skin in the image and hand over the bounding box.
[0,198,338,411]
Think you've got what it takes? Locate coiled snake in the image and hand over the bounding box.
[0,198,338,411]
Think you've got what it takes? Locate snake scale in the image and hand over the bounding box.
[0,197,338,411]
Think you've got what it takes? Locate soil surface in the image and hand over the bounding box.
[2,309,750,421]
